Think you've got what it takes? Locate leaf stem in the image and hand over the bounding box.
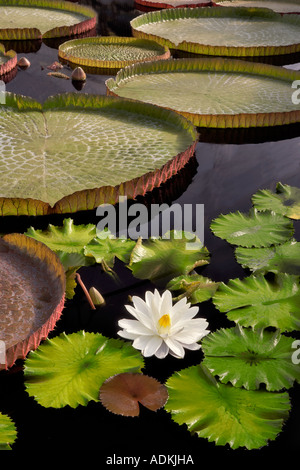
[76,273,96,310]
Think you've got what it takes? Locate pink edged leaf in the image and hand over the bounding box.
[99,373,169,417]
[0,233,66,369]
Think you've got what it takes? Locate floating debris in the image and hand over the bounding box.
[47,61,64,71]
[47,71,70,80]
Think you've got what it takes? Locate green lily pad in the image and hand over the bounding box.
[167,273,219,304]
[202,326,300,391]
[212,273,300,331]
[130,7,300,57]
[84,234,136,268]
[58,36,170,72]
[0,0,97,40]
[0,92,197,216]
[210,208,294,247]
[235,239,300,275]
[24,330,144,408]
[0,43,17,76]
[128,231,210,285]
[252,182,300,219]
[106,57,300,128]
[215,1,300,14]
[165,363,291,450]
[0,413,17,450]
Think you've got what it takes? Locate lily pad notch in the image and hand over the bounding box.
[0,233,66,370]
[58,36,171,72]
[0,0,97,41]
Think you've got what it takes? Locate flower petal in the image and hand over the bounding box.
[117,330,139,341]
[125,304,154,330]
[180,342,201,351]
[132,335,153,351]
[172,324,209,344]
[143,336,163,357]
[155,341,169,359]
[164,337,185,359]
[118,318,154,336]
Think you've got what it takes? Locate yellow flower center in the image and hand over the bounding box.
[158,314,171,330]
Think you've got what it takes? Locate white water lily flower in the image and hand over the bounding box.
[118,289,209,359]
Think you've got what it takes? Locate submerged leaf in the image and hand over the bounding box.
[0,412,17,450]
[210,208,294,247]
[24,331,144,408]
[202,326,300,391]
[165,364,291,450]
[252,182,300,219]
[212,273,300,331]
[167,273,219,304]
[99,373,168,416]
[129,231,210,285]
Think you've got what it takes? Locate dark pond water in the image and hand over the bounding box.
[1,0,300,456]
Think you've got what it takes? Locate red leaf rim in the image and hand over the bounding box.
[1,233,66,369]
[134,0,213,10]
[0,92,198,216]
[0,44,17,76]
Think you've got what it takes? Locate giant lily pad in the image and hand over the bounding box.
[130,7,300,57]
[0,233,65,369]
[106,58,300,128]
[214,1,300,14]
[135,0,213,10]
[58,36,170,73]
[0,0,97,40]
[0,92,197,216]
[0,43,17,76]
[165,363,291,450]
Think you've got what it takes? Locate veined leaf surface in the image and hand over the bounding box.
[252,182,300,219]
[0,413,17,450]
[165,364,291,450]
[215,1,300,14]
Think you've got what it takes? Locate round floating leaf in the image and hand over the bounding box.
[24,331,144,408]
[235,239,300,275]
[0,233,65,369]
[167,273,219,304]
[58,36,170,72]
[215,1,300,14]
[0,413,17,450]
[0,43,17,76]
[129,231,210,285]
[0,0,97,40]
[210,208,294,247]
[202,326,300,391]
[252,182,300,219]
[212,273,300,331]
[130,6,300,57]
[99,373,168,416]
[0,92,197,216]
[106,57,300,129]
[165,363,291,450]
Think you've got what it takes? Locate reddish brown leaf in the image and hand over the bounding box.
[99,373,168,417]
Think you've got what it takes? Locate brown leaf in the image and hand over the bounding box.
[99,373,168,417]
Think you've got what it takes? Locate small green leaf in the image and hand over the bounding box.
[24,331,144,408]
[25,218,96,254]
[129,231,210,285]
[167,274,219,304]
[252,182,300,219]
[210,208,294,247]
[84,232,136,267]
[202,326,300,391]
[235,239,300,275]
[212,273,300,331]
[165,364,291,450]
[0,413,17,450]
